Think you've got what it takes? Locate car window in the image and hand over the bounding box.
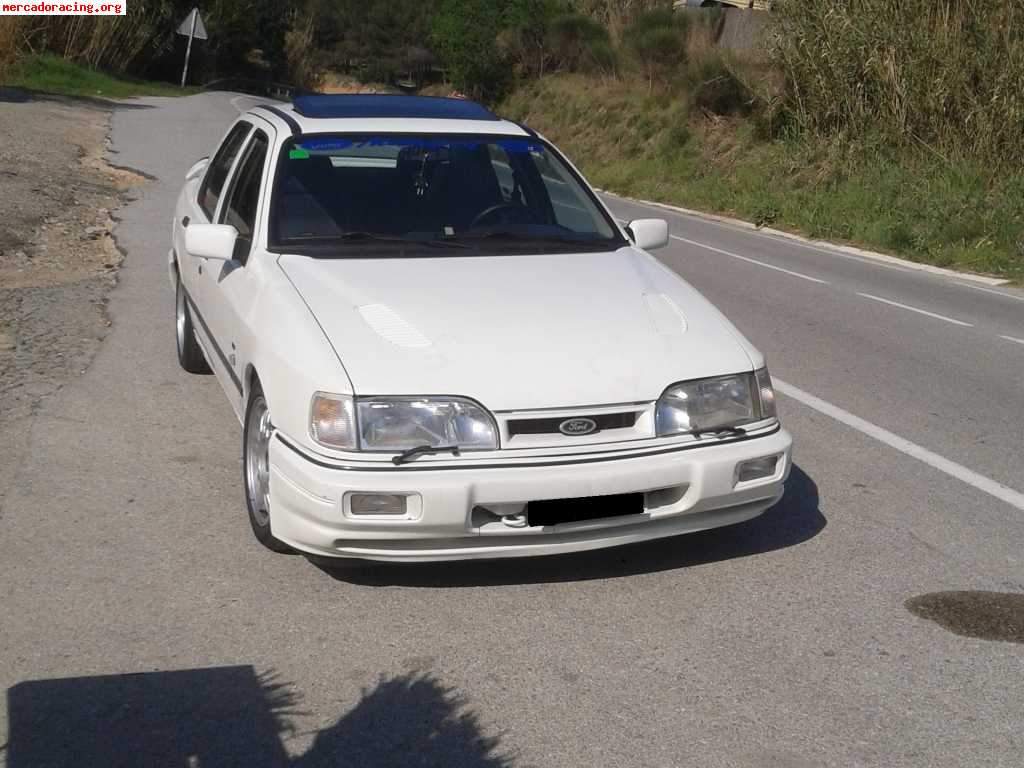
[219,130,269,263]
[269,134,624,256]
[198,121,251,220]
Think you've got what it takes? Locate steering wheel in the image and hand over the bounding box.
[469,202,529,229]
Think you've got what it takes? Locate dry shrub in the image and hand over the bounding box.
[12,0,178,74]
[0,17,25,79]
[771,0,1024,161]
[284,12,325,91]
[574,0,673,41]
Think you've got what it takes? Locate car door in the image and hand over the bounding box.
[175,120,252,301]
[199,127,272,417]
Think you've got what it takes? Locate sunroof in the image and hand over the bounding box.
[292,94,500,121]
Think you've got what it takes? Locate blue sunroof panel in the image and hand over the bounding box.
[292,94,500,121]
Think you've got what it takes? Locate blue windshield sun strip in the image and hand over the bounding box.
[291,136,543,155]
[291,94,501,121]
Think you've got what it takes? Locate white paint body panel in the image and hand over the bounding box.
[170,104,791,561]
[278,247,755,409]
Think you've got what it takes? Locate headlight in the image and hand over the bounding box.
[310,393,498,451]
[357,397,498,451]
[656,368,777,436]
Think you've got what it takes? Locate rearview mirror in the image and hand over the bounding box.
[626,218,669,250]
[185,223,238,261]
[185,156,209,182]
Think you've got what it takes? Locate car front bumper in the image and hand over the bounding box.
[267,428,792,562]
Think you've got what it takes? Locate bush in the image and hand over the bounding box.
[0,17,23,79]
[284,11,325,90]
[621,8,688,86]
[771,0,1024,162]
[546,13,617,74]
[686,55,753,116]
[432,0,561,100]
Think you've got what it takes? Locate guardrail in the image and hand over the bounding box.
[202,78,314,102]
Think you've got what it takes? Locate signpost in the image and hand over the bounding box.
[176,7,208,88]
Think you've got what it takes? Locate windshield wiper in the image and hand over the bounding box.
[687,426,747,439]
[392,444,462,466]
[282,232,470,249]
[462,231,589,242]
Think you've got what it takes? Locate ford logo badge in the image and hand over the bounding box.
[559,417,597,436]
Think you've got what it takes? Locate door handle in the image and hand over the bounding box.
[181,216,190,228]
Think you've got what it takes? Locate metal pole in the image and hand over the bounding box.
[180,10,196,88]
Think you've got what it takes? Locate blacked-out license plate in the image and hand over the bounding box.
[527,492,644,527]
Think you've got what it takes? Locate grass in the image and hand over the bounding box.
[3,54,199,99]
[502,73,1024,283]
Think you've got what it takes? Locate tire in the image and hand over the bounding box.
[243,381,292,553]
[175,270,211,374]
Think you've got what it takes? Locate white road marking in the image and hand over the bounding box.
[670,235,830,285]
[998,334,1024,346]
[775,379,1024,512]
[757,232,917,274]
[856,293,974,327]
[954,281,1024,303]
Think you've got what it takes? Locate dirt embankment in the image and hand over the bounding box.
[0,91,146,428]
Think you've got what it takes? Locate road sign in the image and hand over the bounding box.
[176,7,208,88]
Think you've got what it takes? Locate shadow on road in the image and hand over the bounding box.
[0,86,157,110]
[6,666,509,767]
[316,463,825,587]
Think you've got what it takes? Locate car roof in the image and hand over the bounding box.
[247,94,531,138]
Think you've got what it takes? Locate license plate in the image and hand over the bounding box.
[527,492,644,527]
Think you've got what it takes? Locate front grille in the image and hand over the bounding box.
[506,411,641,438]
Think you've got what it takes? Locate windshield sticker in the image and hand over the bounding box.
[289,148,310,159]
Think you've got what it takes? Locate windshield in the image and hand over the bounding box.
[269,134,625,255]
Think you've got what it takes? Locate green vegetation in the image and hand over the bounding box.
[6,54,199,98]
[2,0,1020,279]
[621,7,688,86]
[772,0,1024,162]
[503,75,1024,282]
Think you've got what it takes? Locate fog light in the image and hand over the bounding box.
[350,493,408,516]
[735,456,779,484]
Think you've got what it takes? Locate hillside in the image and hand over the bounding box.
[503,73,1024,282]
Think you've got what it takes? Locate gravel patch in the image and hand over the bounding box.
[0,90,146,505]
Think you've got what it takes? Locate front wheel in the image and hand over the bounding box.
[175,271,211,374]
[243,382,292,553]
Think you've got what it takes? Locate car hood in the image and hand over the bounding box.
[278,247,755,410]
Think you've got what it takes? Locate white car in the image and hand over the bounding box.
[171,94,791,562]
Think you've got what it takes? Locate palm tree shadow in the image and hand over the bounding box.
[293,672,511,768]
[316,463,825,587]
[6,668,510,768]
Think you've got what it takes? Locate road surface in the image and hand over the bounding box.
[1,91,1022,767]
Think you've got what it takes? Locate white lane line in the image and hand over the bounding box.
[757,232,917,274]
[670,235,830,285]
[775,379,1024,512]
[998,334,1024,346]
[954,281,1024,303]
[856,292,974,327]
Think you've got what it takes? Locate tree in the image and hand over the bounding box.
[621,7,688,87]
[431,0,563,100]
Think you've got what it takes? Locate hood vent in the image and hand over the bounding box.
[357,303,431,348]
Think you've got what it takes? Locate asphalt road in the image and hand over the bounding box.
[2,91,1022,768]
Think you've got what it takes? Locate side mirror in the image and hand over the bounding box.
[185,223,238,261]
[185,157,209,182]
[626,218,669,251]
